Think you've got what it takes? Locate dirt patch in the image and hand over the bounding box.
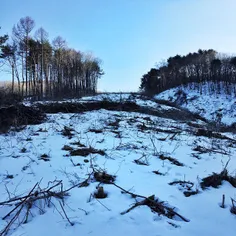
[183,190,199,197]
[0,104,46,133]
[159,154,184,166]
[94,171,116,184]
[37,100,207,123]
[70,147,106,157]
[37,101,140,113]
[0,89,22,107]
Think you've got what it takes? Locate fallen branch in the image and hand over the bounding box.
[193,145,229,155]
[59,201,74,226]
[0,180,76,236]
[2,182,39,220]
[111,183,189,222]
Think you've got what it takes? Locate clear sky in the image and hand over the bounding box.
[1,0,236,92]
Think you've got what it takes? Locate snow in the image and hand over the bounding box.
[155,84,236,126]
[1,94,236,236]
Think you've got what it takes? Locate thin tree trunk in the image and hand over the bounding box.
[11,64,15,93]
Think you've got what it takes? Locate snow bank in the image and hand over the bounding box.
[155,84,236,125]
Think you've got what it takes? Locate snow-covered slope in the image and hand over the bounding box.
[155,85,236,126]
[1,93,236,236]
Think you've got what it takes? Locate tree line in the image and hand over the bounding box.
[140,49,236,95]
[0,17,103,100]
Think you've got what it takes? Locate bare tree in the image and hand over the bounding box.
[52,36,67,97]
[35,27,49,98]
[12,16,35,96]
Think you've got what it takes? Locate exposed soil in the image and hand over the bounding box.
[37,100,208,123]
[70,147,106,157]
[0,105,46,133]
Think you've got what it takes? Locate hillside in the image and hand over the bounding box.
[0,93,236,236]
[155,84,236,126]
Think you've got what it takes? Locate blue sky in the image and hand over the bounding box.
[1,0,236,92]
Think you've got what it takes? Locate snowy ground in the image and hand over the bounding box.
[155,85,236,126]
[1,93,236,236]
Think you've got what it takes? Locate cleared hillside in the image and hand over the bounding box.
[0,93,235,236]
